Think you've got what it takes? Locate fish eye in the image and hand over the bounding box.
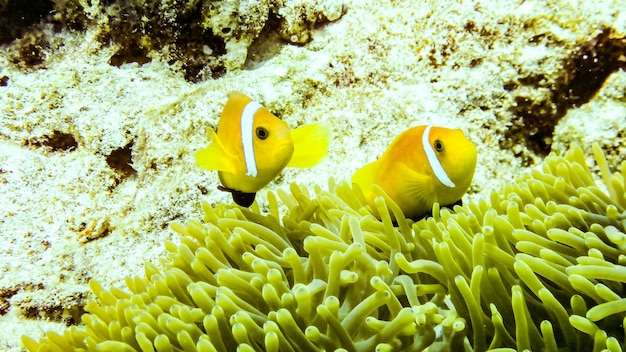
[256,127,269,140]
[434,140,444,153]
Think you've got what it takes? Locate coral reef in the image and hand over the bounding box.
[22,144,626,351]
[1,0,344,81]
[0,0,53,44]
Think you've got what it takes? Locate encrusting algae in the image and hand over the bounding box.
[22,144,626,351]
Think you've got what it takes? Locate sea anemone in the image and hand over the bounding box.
[22,144,626,351]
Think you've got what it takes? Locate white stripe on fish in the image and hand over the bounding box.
[240,101,262,177]
[423,125,455,188]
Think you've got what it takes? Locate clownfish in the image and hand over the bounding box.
[196,92,330,207]
[351,125,477,219]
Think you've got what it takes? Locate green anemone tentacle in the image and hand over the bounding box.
[24,144,626,351]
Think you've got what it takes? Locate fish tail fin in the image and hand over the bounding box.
[286,123,331,168]
[351,161,379,199]
[195,128,240,174]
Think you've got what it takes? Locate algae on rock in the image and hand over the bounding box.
[23,144,626,350]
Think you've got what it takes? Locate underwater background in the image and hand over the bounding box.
[1,0,625,350]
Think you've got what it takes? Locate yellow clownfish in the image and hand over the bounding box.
[196,92,330,207]
[351,125,477,219]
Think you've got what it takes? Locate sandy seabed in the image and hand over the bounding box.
[1,0,625,350]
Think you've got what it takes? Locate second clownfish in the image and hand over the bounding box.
[352,125,477,219]
[196,92,330,207]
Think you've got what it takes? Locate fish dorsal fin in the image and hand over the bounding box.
[195,128,242,174]
[423,125,455,188]
[286,123,331,168]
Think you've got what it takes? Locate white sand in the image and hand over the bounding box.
[1,0,625,350]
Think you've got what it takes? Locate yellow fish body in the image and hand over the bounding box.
[196,92,330,206]
[351,125,477,219]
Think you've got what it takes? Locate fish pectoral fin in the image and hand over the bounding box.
[286,123,331,168]
[400,164,437,206]
[195,128,241,174]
